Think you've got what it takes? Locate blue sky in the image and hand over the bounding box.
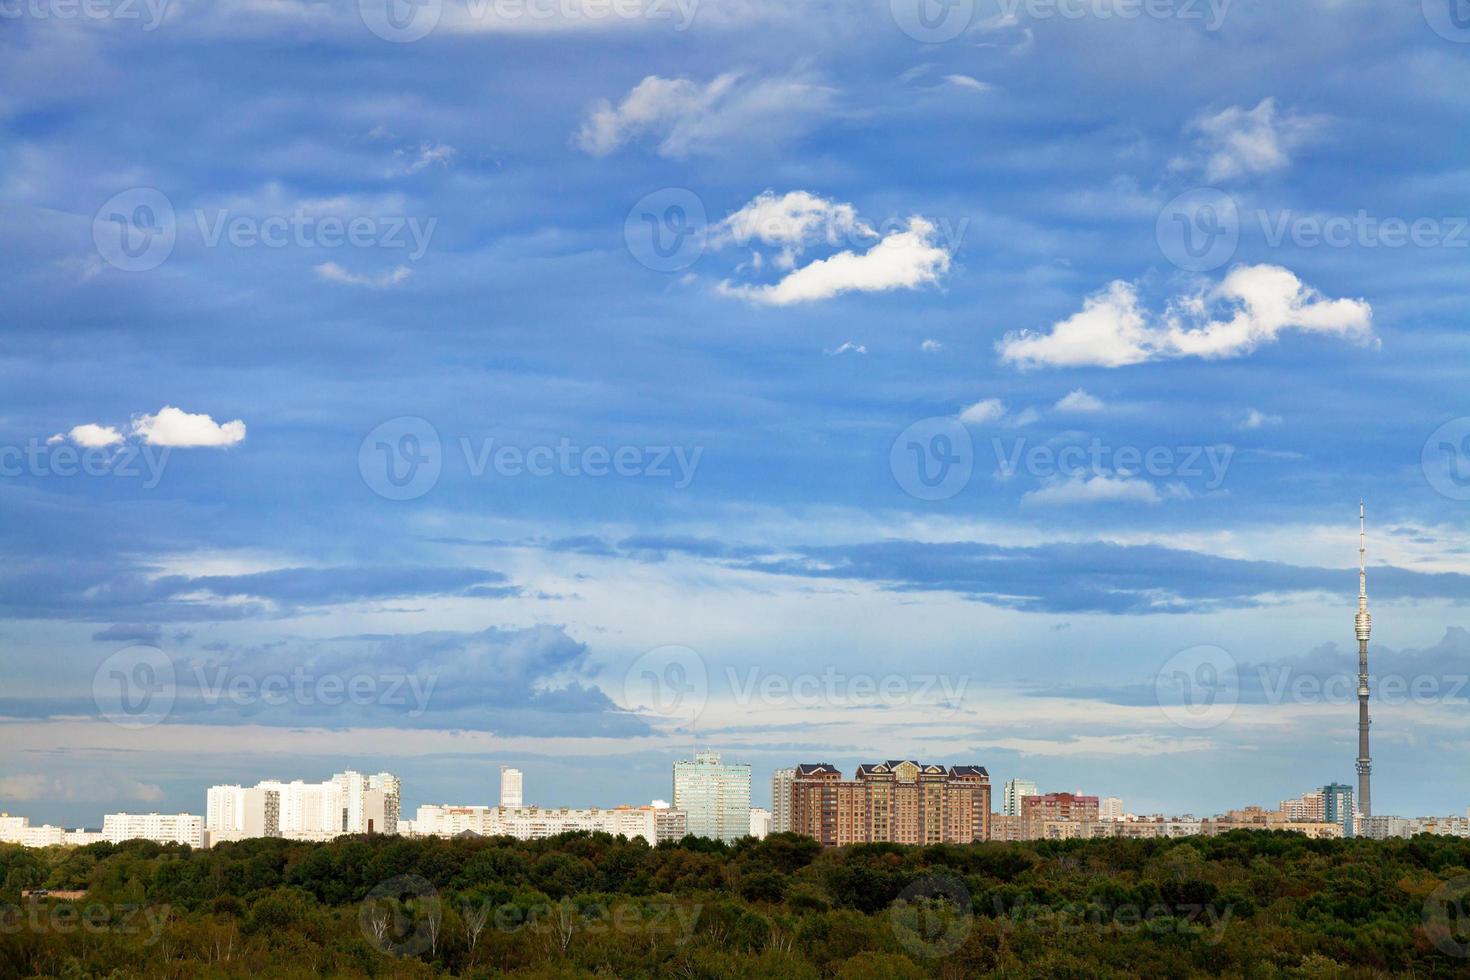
[3,0,1470,827]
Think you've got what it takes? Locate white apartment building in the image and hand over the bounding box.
[411,802,687,847]
[672,751,751,843]
[500,767,524,808]
[102,812,204,848]
[771,769,795,834]
[1100,797,1125,821]
[0,814,101,848]
[1003,779,1038,817]
[205,771,400,844]
[749,807,772,840]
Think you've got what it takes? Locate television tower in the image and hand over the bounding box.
[1355,501,1372,817]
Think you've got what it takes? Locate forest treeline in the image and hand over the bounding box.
[2,829,1469,978]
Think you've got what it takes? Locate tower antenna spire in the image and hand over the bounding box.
[1355,500,1372,821]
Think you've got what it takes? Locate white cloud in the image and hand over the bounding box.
[714,190,875,268]
[1179,98,1324,183]
[827,341,867,355]
[390,142,457,177]
[1054,388,1105,413]
[960,398,1007,424]
[131,406,246,448]
[944,74,992,93]
[574,73,833,158]
[718,216,950,306]
[998,264,1373,369]
[46,433,64,445]
[314,262,412,288]
[68,423,124,448]
[1239,408,1283,429]
[1024,475,1163,506]
[921,339,943,352]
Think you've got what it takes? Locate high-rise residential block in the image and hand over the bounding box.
[771,768,795,833]
[672,751,752,843]
[102,812,204,848]
[500,767,524,808]
[1003,778,1038,817]
[790,761,990,846]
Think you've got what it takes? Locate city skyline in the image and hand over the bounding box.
[5,2,1470,830]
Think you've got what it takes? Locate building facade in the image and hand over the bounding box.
[410,802,685,847]
[789,761,991,846]
[500,767,524,808]
[1323,783,1354,838]
[749,807,772,840]
[1002,779,1038,817]
[102,812,204,848]
[672,751,752,843]
[1020,793,1100,839]
[771,768,795,834]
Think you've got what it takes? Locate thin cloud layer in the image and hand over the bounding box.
[998,264,1374,369]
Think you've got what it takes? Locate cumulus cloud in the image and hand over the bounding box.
[719,216,950,306]
[1023,474,1163,506]
[131,406,246,448]
[1054,388,1105,413]
[68,423,123,448]
[998,264,1373,369]
[714,190,875,268]
[574,72,834,158]
[921,339,943,352]
[1178,98,1324,183]
[314,262,412,288]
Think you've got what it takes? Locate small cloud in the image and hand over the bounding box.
[1177,98,1325,183]
[959,398,1007,424]
[1054,388,1105,413]
[1238,408,1282,429]
[391,142,457,177]
[68,423,124,448]
[314,262,412,289]
[1023,475,1163,506]
[944,74,992,93]
[920,339,943,352]
[131,406,246,448]
[46,433,64,445]
[827,341,867,355]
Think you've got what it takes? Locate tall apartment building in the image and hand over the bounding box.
[1100,797,1125,821]
[672,751,752,843]
[1279,790,1326,822]
[102,812,204,848]
[206,771,399,843]
[1003,779,1038,817]
[1323,783,1354,838]
[1020,792,1100,839]
[500,767,524,808]
[771,768,796,833]
[789,761,991,846]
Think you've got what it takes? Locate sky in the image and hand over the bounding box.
[3,0,1470,828]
